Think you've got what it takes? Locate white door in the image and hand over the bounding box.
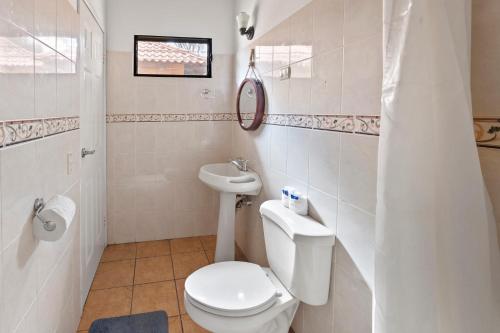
[80,2,106,307]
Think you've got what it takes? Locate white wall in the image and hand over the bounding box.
[105,0,236,243]
[233,0,313,92]
[234,0,312,49]
[0,0,82,331]
[106,0,235,54]
[231,0,382,332]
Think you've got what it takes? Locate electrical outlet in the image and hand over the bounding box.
[280,66,291,81]
[67,152,73,175]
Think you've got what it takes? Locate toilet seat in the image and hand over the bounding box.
[185,261,280,317]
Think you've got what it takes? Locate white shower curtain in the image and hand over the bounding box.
[375,0,500,332]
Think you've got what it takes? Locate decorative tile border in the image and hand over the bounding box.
[106,114,137,123]
[314,115,355,133]
[0,116,80,149]
[354,115,381,136]
[137,114,162,122]
[474,117,500,149]
[44,116,80,136]
[239,113,256,121]
[3,119,44,146]
[262,114,372,134]
[288,114,314,128]
[106,113,234,123]
[2,114,494,150]
[0,122,4,145]
[187,113,234,122]
[105,113,500,148]
[264,114,288,126]
[164,114,187,122]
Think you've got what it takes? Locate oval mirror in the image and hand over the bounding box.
[236,78,265,131]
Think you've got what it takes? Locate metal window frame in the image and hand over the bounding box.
[133,35,213,78]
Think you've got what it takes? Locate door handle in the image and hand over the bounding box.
[81,148,96,158]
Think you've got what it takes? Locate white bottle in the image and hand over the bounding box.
[281,186,295,207]
[289,191,308,215]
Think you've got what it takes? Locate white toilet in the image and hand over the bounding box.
[184,200,335,333]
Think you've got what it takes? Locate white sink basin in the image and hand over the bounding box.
[199,163,262,262]
[199,163,262,195]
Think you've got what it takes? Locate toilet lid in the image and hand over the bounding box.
[185,261,279,317]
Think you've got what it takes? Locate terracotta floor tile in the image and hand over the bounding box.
[91,260,135,290]
[236,245,248,262]
[136,240,171,258]
[131,281,180,316]
[199,235,216,252]
[172,251,209,279]
[175,279,186,314]
[181,314,210,333]
[134,256,174,284]
[101,243,137,262]
[168,316,183,333]
[205,249,215,263]
[78,287,133,331]
[170,237,203,254]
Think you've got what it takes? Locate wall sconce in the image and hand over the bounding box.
[236,12,254,40]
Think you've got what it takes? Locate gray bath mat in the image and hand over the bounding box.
[89,311,168,333]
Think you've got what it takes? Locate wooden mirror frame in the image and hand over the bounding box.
[236,78,265,131]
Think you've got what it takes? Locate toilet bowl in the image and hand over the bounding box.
[184,200,335,333]
[184,262,299,333]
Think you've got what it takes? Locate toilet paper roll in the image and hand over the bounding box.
[33,195,76,242]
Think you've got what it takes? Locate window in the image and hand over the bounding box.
[134,35,212,78]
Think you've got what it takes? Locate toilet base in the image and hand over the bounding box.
[248,302,298,333]
[185,297,299,333]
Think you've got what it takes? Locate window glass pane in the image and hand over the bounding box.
[136,39,210,77]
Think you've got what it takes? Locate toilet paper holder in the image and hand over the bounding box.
[34,198,57,232]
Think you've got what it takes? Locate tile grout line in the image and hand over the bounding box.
[83,238,216,332]
[169,241,186,333]
[130,244,138,315]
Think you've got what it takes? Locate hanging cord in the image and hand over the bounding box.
[244,49,263,82]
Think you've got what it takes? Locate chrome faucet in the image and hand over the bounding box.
[230,158,249,172]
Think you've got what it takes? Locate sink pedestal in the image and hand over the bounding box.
[215,192,236,262]
[198,163,262,263]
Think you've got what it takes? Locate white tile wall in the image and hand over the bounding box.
[106,120,231,243]
[337,202,375,289]
[1,144,42,251]
[34,41,58,118]
[472,0,500,250]
[0,20,35,121]
[269,125,288,173]
[310,48,343,115]
[107,53,234,115]
[339,134,379,215]
[0,1,81,332]
[0,154,80,333]
[333,243,373,333]
[308,130,340,195]
[342,34,383,116]
[286,127,310,183]
[233,0,382,332]
[106,50,236,244]
[478,148,500,245]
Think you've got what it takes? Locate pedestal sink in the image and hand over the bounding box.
[199,163,262,262]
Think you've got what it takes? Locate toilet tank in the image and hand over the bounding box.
[259,200,335,306]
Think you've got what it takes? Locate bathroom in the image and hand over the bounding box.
[0,0,499,332]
